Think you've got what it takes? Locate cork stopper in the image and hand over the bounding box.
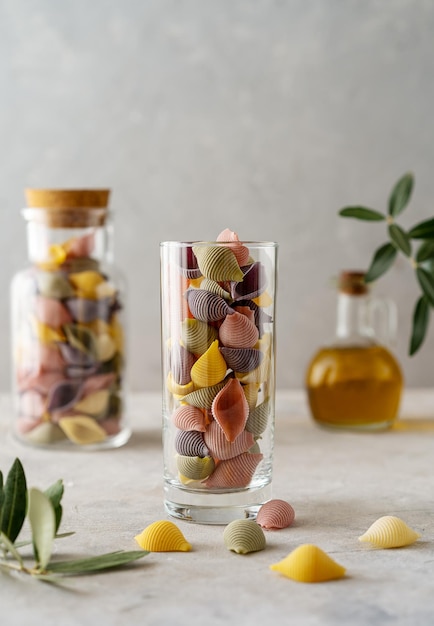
[24,188,110,228]
[338,271,368,296]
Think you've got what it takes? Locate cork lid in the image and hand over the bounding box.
[338,271,368,295]
[24,188,111,228]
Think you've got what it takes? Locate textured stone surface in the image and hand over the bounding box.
[1,389,434,625]
[1,2,434,391]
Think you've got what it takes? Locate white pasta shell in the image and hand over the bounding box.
[358,516,421,548]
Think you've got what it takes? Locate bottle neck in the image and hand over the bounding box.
[336,292,374,343]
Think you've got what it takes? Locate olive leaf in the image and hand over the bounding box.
[339,206,386,221]
[46,550,149,576]
[365,243,397,283]
[408,217,434,239]
[388,224,411,257]
[28,488,56,570]
[416,240,434,263]
[416,267,434,306]
[0,531,24,565]
[388,172,413,217]
[44,479,64,534]
[409,296,431,356]
[0,459,27,543]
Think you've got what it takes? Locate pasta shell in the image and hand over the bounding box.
[190,340,228,388]
[58,342,96,367]
[74,389,110,417]
[242,383,260,411]
[175,429,209,457]
[172,405,207,432]
[223,519,266,554]
[181,318,218,355]
[204,420,255,460]
[34,295,72,327]
[95,333,117,362]
[235,354,271,384]
[135,520,191,552]
[46,380,82,412]
[270,544,346,583]
[211,378,249,442]
[245,399,270,437]
[24,422,67,445]
[36,271,75,299]
[358,516,421,548]
[68,270,105,299]
[63,324,98,358]
[166,372,195,397]
[216,229,250,267]
[177,246,202,279]
[231,262,267,301]
[193,245,244,282]
[203,452,263,489]
[220,347,263,373]
[199,278,232,300]
[219,311,259,349]
[33,319,65,344]
[58,415,107,445]
[65,297,112,324]
[170,343,196,386]
[186,289,232,323]
[18,390,46,419]
[176,455,215,480]
[181,380,227,409]
[256,499,295,530]
[81,373,116,396]
[63,232,95,259]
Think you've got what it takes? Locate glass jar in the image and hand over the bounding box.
[160,237,278,523]
[305,270,403,431]
[11,188,130,448]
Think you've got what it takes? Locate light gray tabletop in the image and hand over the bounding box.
[1,389,433,626]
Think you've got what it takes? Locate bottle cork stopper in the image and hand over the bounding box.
[24,188,111,228]
[338,271,368,295]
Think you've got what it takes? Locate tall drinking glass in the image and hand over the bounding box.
[160,239,277,523]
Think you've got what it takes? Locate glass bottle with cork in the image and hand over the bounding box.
[305,270,403,430]
[10,188,130,448]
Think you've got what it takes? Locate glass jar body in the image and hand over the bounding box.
[160,240,277,523]
[11,211,130,448]
[305,277,403,431]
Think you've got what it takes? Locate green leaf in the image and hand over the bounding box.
[416,267,434,306]
[409,295,430,356]
[416,240,434,263]
[339,206,386,221]
[44,480,64,534]
[408,217,434,239]
[388,172,414,216]
[47,550,149,575]
[365,243,398,282]
[388,223,412,257]
[28,488,56,569]
[0,459,27,543]
[0,531,24,566]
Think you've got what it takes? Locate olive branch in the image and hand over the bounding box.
[339,172,434,356]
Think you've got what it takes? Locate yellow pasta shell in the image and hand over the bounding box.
[69,271,105,299]
[190,340,227,388]
[135,520,191,552]
[358,516,421,548]
[58,415,107,445]
[270,544,346,583]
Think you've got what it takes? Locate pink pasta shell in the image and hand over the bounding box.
[204,420,255,460]
[256,499,295,530]
[203,452,263,489]
[218,311,259,349]
[211,378,249,442]
[172,405,207,432]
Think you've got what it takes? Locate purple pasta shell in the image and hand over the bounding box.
[46,379,82,412]
[65,364,98,378]
[219,347,264,373]
[65,297,112,323]
[58,342,96,367]
[231,262,267,301]
[175,429,209,458]
[177,246,202,279]
[186,288,233,322]
[170,344,196,386]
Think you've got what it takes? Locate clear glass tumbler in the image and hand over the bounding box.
[160,238,278,523]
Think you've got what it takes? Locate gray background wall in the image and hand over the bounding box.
[1,0,433,393]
